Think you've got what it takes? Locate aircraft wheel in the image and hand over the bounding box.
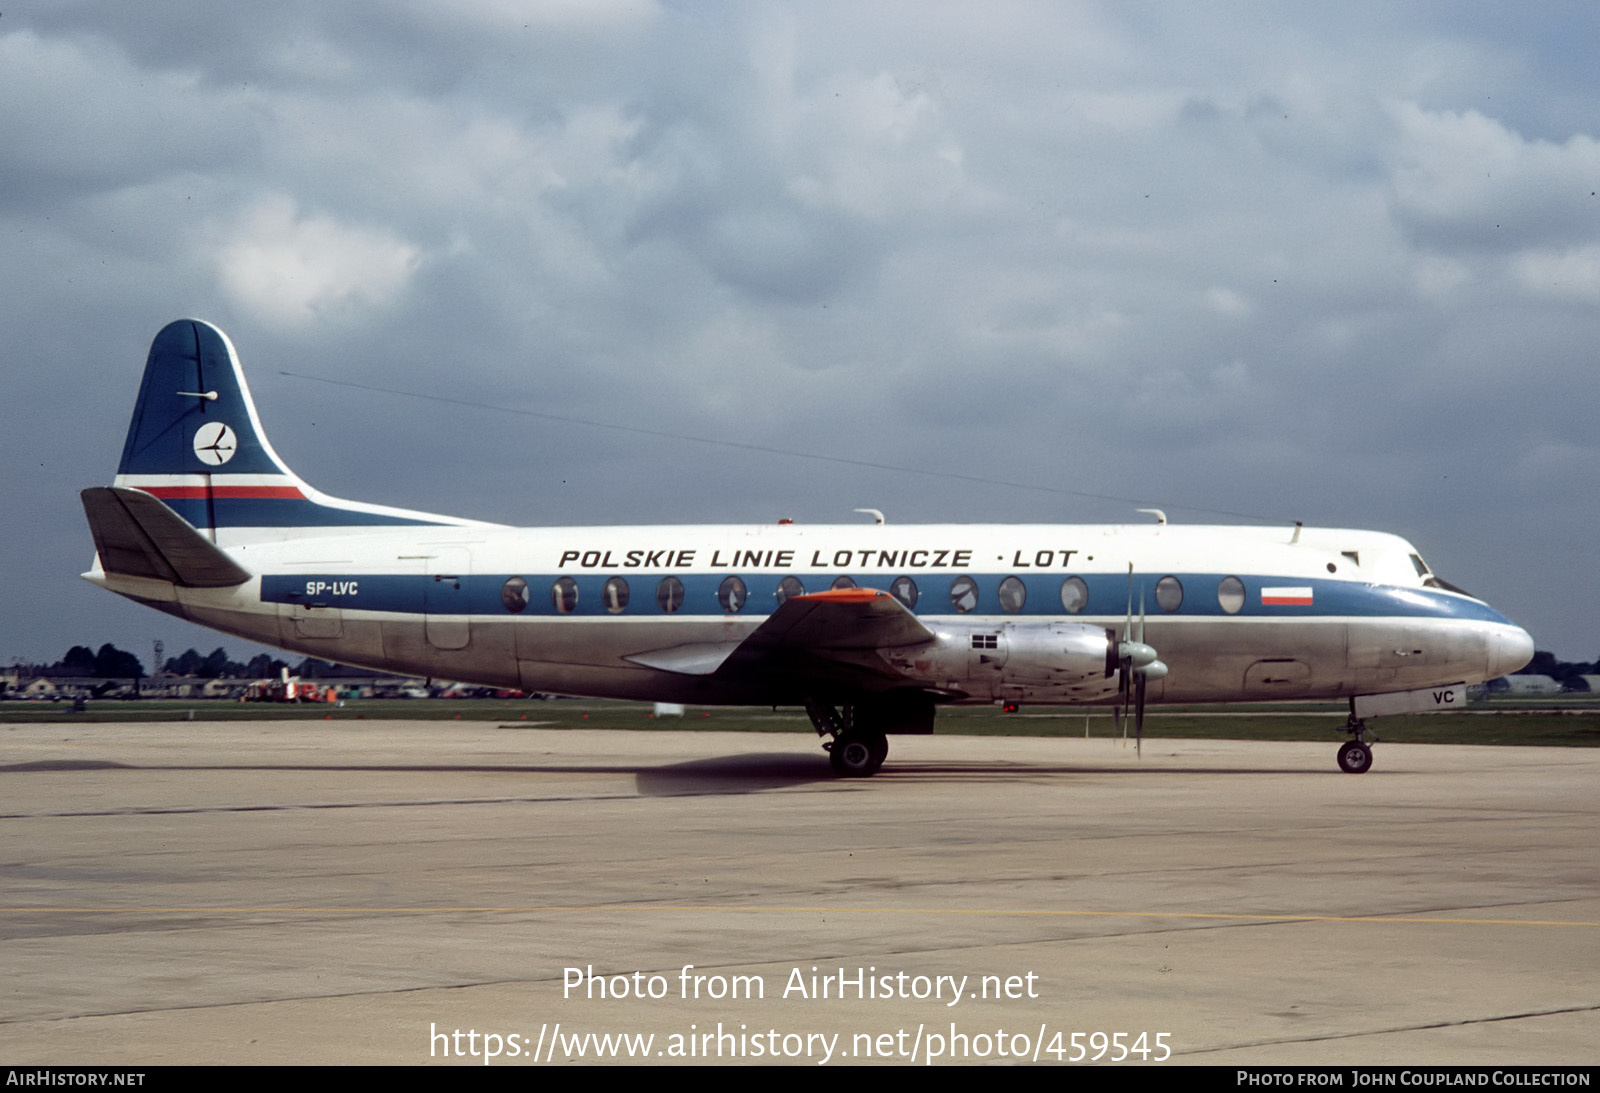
[830,732,888,777]
[1337,741,1372,775]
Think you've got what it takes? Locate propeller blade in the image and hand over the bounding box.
[1119,659,1132,745]
[1135,671,1146,758]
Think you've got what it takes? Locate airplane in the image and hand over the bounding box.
[82,319,1535,777]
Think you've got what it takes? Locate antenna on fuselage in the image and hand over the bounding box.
[1137,508,1167,525]
[854,508,885,525]
[1290,521,1303,544]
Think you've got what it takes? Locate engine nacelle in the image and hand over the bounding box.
[882,621,1120,702]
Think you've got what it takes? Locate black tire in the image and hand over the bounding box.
[830,732,887,777]
[1337,741,1372,774]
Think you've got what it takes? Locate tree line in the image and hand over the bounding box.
[16,643,1599,686]
[18,645,354,681]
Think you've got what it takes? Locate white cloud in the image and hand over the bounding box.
[1512,245,1600,302]
[1388,101,1600,249]
[7,4,1600,658]
[211,196,421,330]
[1204,286,1252,317]
[417,0,659,33]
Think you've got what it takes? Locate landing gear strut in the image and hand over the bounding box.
[805,697,889,778]
[1337,705,1375,774]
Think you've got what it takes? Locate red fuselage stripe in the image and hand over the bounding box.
[142,486,306,499]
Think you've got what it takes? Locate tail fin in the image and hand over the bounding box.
[112,319,493,545]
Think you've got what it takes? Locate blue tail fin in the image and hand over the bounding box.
[113,319,490,544]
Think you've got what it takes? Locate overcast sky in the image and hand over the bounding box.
[3,2,1596,668]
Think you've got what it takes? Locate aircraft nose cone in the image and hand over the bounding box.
[1487,624,1535,679]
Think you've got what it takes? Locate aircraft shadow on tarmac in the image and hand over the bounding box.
[633,755,1351,795]
[0,755,1372,806]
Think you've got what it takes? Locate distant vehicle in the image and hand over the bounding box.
[242,669,335,703]
[242,671,307,702]
[83,320,1534,775]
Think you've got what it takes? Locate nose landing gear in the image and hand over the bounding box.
[1337,707,1376,774]
[1337,738,1372,774]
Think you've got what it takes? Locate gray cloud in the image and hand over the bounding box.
[3,2,1594,666]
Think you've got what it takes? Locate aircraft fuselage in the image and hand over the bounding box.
[88,520,1531,708]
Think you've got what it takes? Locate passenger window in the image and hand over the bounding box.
[776,576,805,605]
[718,576,747,613]
[998,576,1026,613]
[950,576,979,613]
[602,576,629,614]
[501,576,529,614]
[1217,576,1244,614]
[551,576,579,614]
[1060,576,1088,614]
[831,576,857,590]
[1155,575,1183,613]
[890,576,918,609]
[656,576,684,614]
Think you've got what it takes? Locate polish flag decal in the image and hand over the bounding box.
[1261,586,1313,606]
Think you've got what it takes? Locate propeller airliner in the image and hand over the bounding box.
[82,320,1534,776]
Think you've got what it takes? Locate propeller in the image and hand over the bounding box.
[1117,564,1167,758]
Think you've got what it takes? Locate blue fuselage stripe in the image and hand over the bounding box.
[258,572,1516,626]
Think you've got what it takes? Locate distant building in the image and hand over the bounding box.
[1496,674,1561,695]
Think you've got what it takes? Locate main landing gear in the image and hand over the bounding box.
[829,731,890,777]
[805,697,890,778]
[1337,707,1376,774]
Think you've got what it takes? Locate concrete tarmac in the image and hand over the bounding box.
[1,719,1595,1066]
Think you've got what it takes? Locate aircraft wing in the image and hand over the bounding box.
[735,587,935,653]
[625,589,935,686]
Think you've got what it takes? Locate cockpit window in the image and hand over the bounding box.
[1408,553,1478,598]
[1424,574,1478,598]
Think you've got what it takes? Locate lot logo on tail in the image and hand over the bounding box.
[193,423,237,466]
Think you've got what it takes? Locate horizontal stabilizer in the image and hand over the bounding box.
[81,486,250,588]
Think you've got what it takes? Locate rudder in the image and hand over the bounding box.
[111,319,488,545]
